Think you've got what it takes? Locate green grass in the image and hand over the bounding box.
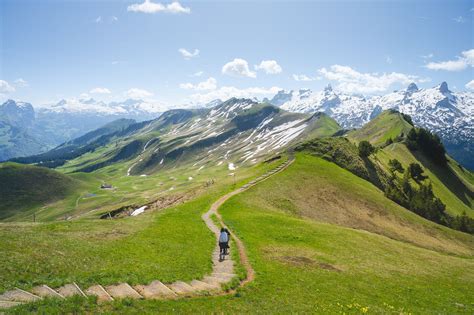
[0,163,83,220]
[0,194,214,292]
[348,110,413,146]
[9,154,473,314]
[303,113,341,139]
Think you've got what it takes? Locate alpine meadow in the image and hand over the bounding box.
[0,0,473,314]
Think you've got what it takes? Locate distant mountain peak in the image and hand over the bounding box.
[406,83,419,93]
[324,84,333,92]
[438,81,450,94]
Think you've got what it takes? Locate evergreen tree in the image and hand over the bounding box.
[388,159,404,173]
[358,141,375,157]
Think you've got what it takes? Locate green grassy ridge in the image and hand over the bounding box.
[11,154,474,314]
[0,163,83,221]
[301,112,341,140]
[348,110,413,146]
[329,109,473,218]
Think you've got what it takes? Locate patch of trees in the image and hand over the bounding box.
[406,127,447,165]
[358,141,375,157]
[384,159,473,234]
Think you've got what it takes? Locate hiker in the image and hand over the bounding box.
[224,228,230,254]
[219,228,229,258]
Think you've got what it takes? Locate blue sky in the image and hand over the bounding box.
[0,0,473,107]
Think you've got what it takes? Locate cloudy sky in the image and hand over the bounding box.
[0,0,473,107]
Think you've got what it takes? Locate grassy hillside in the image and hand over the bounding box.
[0,163,82,220]
[377,143,473,217]
[348,109,413,146]
[8,154,473,314]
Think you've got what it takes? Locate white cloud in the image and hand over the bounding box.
[318,64,423,94]
[0,80,15,93]
[453,16,465,23]
[126,88,153,99]
[178,48,199,59]
[292,74,320,82]
[127,1,190,14]
[466,80,474,91]
[14,78,28,87]
[385,55,393,64]
[188,86,281,104]
[95,16,102,23]
[180,77,217,91]
[111,16,118,22]
[425,49,474,71]
[90,87,111,94]
[254,60,282,74]
[222,58,256,78]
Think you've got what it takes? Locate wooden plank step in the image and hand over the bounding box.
[31,285,64,299]
[0,300,23,309]
[105,283,142,300]
[190,279,218,291]
[134,281,177,299]
[167,281,195,295]
[85,285,114,303]
[56,283,86,298]
[0,288,41,302]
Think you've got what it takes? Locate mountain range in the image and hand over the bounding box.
[2,81,472,169]
[271,82,473,169]
[0,98,162,161]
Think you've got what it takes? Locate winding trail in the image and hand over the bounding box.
[0,158,294,309]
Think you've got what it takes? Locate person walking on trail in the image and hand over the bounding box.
[224,228,230,254]
[219,228,229,258]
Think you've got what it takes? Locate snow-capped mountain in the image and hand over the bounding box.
[273,82,473,169]
[277,85,376,128]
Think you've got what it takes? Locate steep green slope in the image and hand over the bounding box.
[377,143,473,217]
[0,163,82,220]
[344,110,473,217]
[348,109,413,146]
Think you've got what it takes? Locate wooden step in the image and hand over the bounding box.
[31,285,64,299]
[105,283,142,300]
[56,283,86,298]
[0,300,23,309]
[167,281,195,295]
[0,288,41,302]
[85,285,113,303]
[189,279,218,291]
[134,281,177,299]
